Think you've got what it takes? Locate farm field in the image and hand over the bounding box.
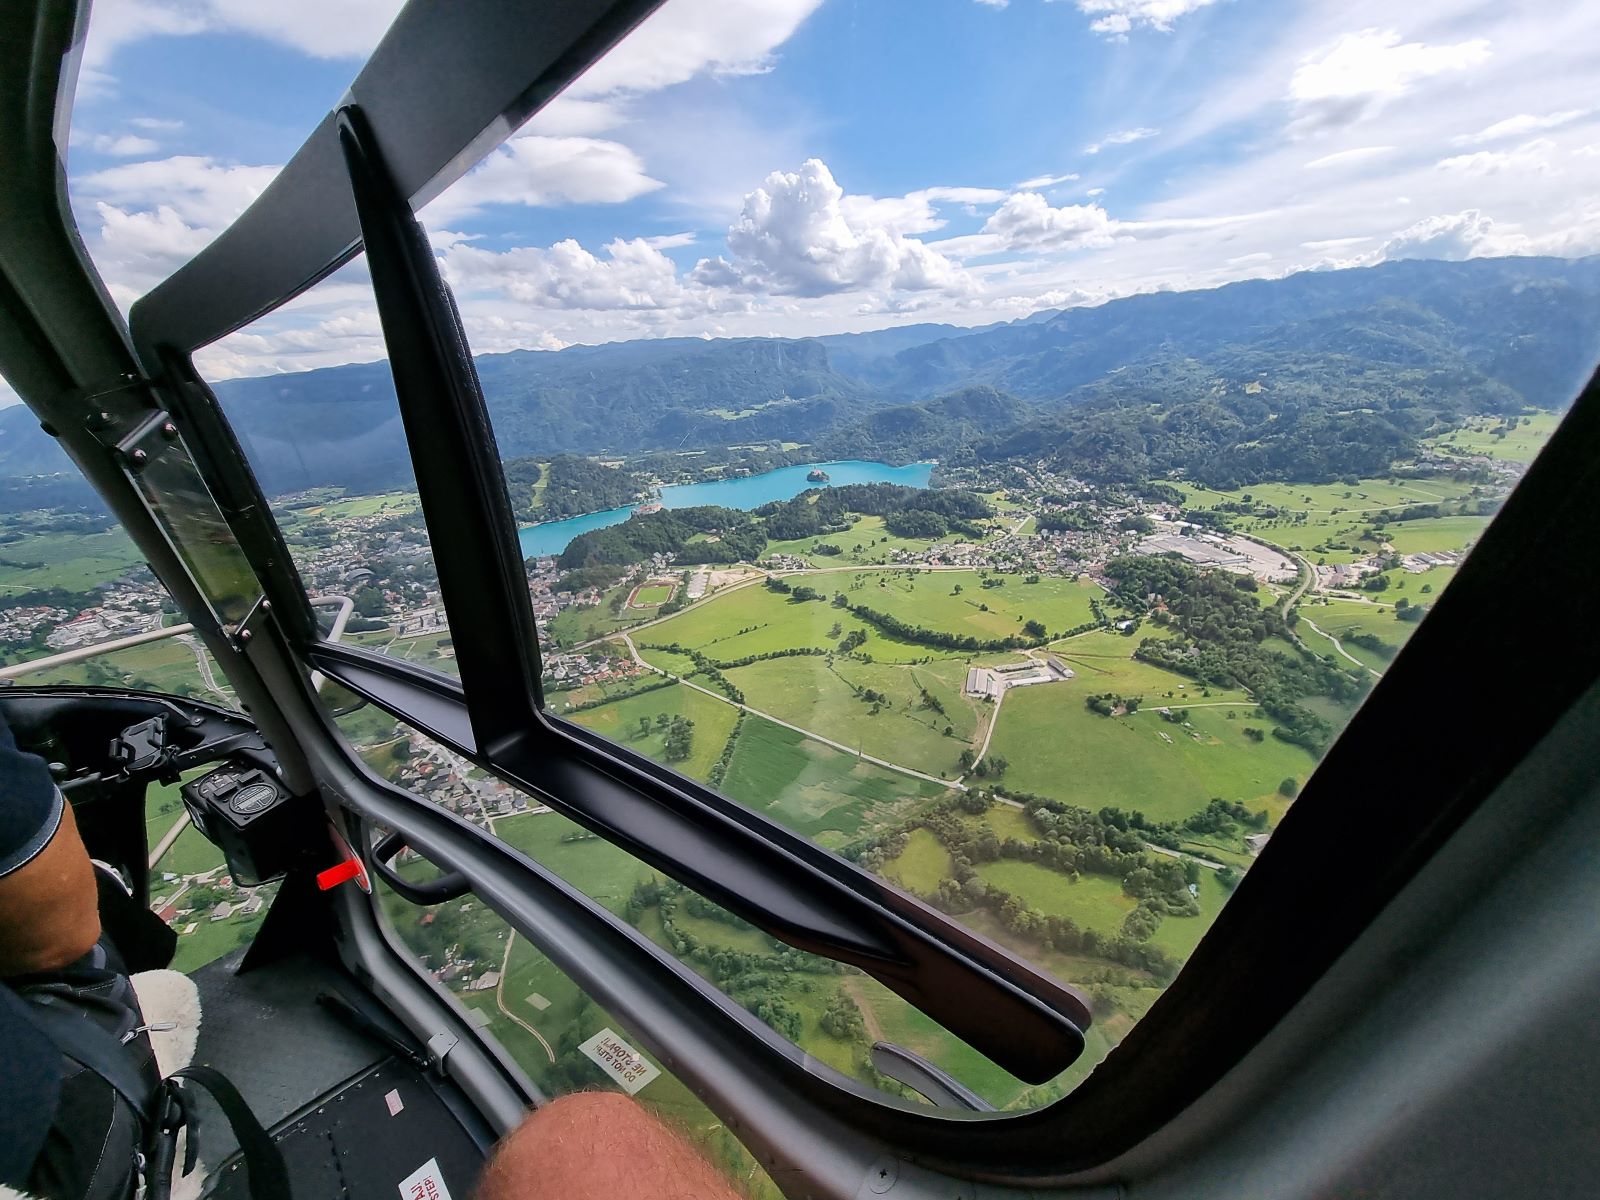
[154,824,226,878]
[1048,629,1251,705]
[723,654,979,776]
[1302,599,1411,673]
[762,514,958,567]
[8,634,232,703]
[643,569,1103,666]
[0,525,145,592]
[1384,515,1490,555]
[1427,411,1562,462]
[1176,475,1484,565]
[565,681,739,782]
[718,716,950,848]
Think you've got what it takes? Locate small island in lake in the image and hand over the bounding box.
[806,468,830,483]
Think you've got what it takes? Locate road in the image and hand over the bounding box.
[1301,617,1383,679]
[617,634,966,793]
[967,686,1005,773]
[180,634,230,703]
[148,813,192,871]
[1282,552,1317,617]
[1144,842,1226,871]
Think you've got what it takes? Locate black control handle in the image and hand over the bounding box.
[370,830,472,905]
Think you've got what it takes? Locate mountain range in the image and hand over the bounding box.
[2,254,1596,498]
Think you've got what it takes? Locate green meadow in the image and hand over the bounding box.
[1427,411,1562,462]
[566,681,740,783]
[724,655,979,775]
[987,668,1314,821]
[0,525,145,592]
[718,717,950,848]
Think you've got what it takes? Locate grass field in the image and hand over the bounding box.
[494,808,661,913]
[0,524,145,592]
[1384,515,1491,555]
[880,828,954,893]
[631,583,676,607]
[6,634,233,704]
[1303,598,1412,673]
[645,570,1104,667]
[978,859,1136,930]
[154,824,226,878]
[566,682,740,782]
[762,514,949,567]
[1427,411,1562,463]
[987,656,1315,822]
[719,716,950,848]
[1175,475,1486,566]
[724,654,979,776]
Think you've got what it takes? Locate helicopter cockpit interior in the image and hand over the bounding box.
[3,2,1600,1198]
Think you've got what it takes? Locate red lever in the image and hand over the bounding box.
[317,858,364,891]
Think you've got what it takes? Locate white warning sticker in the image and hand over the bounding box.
[385,1089,404,1117]
[578,1028,661,1095]
[399,1158,453,1200]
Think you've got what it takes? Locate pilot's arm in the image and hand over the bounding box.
[0,714,100,977]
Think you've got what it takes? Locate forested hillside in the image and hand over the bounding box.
[1,254,1594,497]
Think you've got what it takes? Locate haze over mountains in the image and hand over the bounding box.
[3,255,1597,498]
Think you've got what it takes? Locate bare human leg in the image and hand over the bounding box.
[476,1091,745,1200]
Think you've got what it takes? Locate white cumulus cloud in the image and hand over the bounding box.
[695,159,975,297]
[443,237,712,313]
[1289,28,1490,133]
[1070,0,1218,39]
[1377,210,1503,261]
[981,193,1120,251]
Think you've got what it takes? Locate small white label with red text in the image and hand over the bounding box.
[399,1158,452,1200]
[578,1028,661,1095]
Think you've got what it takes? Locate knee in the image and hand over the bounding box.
[480,1090,741,1200]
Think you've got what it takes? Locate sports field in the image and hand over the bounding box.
[629,582,676,608]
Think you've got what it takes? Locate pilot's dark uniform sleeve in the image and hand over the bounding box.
[0,711,63,881]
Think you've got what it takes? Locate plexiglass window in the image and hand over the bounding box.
[414,0,1600,1102]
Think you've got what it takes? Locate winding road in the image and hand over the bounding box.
[494,931,556,1063]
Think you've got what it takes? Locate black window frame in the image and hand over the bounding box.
[112,0,1600,1177]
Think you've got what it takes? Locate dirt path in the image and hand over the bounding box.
[495,931,556,1063]
[618,634,965,793]
[842,976,885,1043]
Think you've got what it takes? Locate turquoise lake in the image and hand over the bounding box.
[518,459,933,558]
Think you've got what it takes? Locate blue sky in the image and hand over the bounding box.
[54,0,1600,384]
